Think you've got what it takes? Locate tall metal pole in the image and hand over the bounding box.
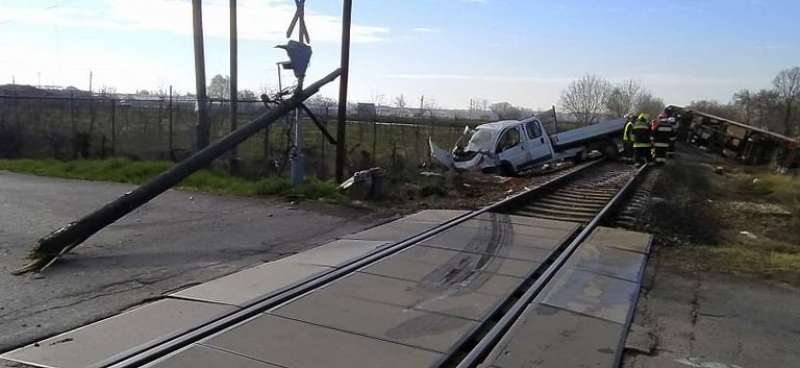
[289,1,308,185]
[192,0,211,152]
[335,0,352,183]
[229,0,239,173]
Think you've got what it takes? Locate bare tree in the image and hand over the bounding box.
[490,102,522,120]
[208,74,230,99]
[370,91,386,116]
[394,94,407,115]
[559,74,611,124]
[238,89,257,100]
[605,80,642,117]
[634,92,665,119]
[773,66,800,135]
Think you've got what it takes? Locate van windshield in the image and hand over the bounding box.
[464,128,495,152]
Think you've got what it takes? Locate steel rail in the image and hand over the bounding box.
[103,160,606,368]
[452,163,649,368]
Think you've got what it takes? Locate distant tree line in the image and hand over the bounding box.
[688,67,800,136]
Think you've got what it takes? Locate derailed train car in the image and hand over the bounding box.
[666,105,799,169]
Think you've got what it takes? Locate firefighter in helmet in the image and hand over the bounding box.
[651,112,673,164]
[632,113,652,164]
[622,113,636,161]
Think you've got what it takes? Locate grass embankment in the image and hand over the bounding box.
[653,153,800,285]
[0,158,341,201]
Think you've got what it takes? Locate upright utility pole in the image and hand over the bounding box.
[192,0,211,152]
[287,0,310,186]
[229,0,239,173]
[335,0,352,183]
[89,71,93,93]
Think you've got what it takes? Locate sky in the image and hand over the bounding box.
[1,0,798,110]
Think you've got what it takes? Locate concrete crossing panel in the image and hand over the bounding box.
[585,226,652,254]
[364,245,542,278]
[203,314,443,368]
[272,289,478,353]
[473,212,580,231]
[419,221,565,261]
[538,268,639,324]
[564,243,647,282]
[145,344,280,368]
[1,299,235,368]
[341,220,439,242]
[173,260,332,306]
[276,239,389,267]
[402,209,469,223]
[320,272,506,321]
[481,304,624,368]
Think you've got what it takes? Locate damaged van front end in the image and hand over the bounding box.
[429,125,503,172]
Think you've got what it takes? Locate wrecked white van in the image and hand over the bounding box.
[431,116,625,175]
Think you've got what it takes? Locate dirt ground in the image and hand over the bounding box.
[372,161,585,213]
[623,145,800,367]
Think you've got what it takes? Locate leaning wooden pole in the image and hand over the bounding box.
[14,69,342,275]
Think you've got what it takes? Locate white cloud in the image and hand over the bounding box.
[411,27,437,33]
[0,0,390,43]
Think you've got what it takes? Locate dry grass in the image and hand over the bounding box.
[650,148,800,286]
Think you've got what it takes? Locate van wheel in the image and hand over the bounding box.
[499,161,516,177]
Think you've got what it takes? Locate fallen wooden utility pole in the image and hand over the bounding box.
[13,69,342,275]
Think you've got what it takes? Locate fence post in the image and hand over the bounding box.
[168,86,175,161]
[371,120,377,165]
[111,98,116,156]
[70,91,76,159]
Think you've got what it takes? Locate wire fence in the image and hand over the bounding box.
[0,94,475,180]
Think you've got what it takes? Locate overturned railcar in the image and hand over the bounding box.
[666,105,799,169]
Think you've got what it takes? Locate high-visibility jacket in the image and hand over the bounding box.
[632,122,652,148]
[623,121,634,142]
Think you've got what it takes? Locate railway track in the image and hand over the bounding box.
[5,159,648,368]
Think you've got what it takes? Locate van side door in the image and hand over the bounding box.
[495,125,528,170]
[523,120,554,166]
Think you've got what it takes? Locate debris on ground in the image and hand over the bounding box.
[713,166,726,175]
[419,171,443,177]
[338,167,385,200]
[726,201,792,216]
[739,230,758,240]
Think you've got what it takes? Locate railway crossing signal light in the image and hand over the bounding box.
[275,40,312,79]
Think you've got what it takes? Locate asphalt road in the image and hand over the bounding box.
[0,171,382,352]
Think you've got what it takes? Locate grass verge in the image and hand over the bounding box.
[663,244,800,286]
[0,158,342,201]
[649,148,800,286]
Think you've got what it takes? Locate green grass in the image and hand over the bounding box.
[0,158,342,201]
[665,243,800,285]
[751,173,800,204]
